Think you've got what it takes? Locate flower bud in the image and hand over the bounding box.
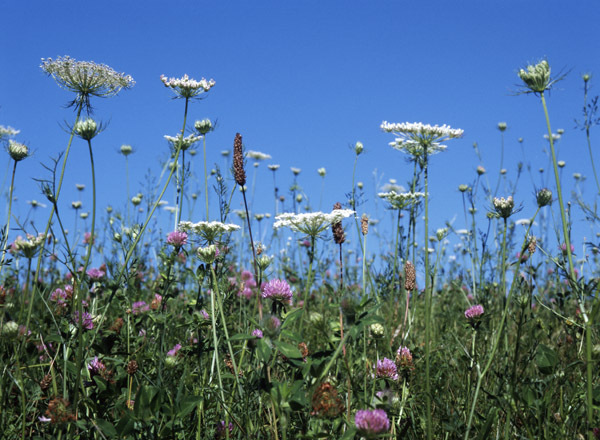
[257,255,272,271]
[536,188,552,207]
[74,118,99,141]
[497,122,507,132]
[120,144,133,156]
[370,323,385,338]
[197,244,217,264]
[194,118,212,135]
[7,140,29,162]
[354,141,364,155]
[317,167,326,177]
[458,184,470,193]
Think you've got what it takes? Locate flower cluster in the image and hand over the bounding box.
[166,230,188,248]
[164,133,202,151]
[262,279,293,305]
[355,409,390,437]
[132,301,150,315]
[464,304,484,320]
[11,233,46,259]
[74,118,102,141]
[378,191,425,210]
[41,56,134,109]
[273,209,354,237]
[178,220,240,244]
[0,125,20,140]
[396,346,414,371]
[73,311,94,330]
[492,196,515,219]
[194,118,213,135]
[7,140,30,161]
[381,121,464,157]
[375,358,399,380]
[518,60,552,94]
[245,150,272,161]
[86,267,105,281]
[160,74,215,99]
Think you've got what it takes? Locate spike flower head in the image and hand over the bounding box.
[41,56,134,111]
[160,74,215,99]
[262,279,294,305]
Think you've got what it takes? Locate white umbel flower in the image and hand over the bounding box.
[273,209,354,237]
[378,191,425,209]
[164,133,203,151]
[160,74,215,99]
[246,150,272,161]
[178,220,240,243]
[381,121,463,157]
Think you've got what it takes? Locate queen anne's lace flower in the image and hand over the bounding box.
[246,150,272,161]
[7,140,30,162]
[12,233,46,259]
[378,191,425,210]
[160,74,215,99]
[41,56,134,109]
[0,125,20,140]
[273,209,354,237]
[178,220,240,243]
[381,121,463,158]
[164,133,202,151]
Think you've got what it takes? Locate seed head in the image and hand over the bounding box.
[361,214,369,235]
[331,202,346,244]
[536,188,553,208]
[233,133,246,186]
[404,261,416,291]
[126,360,138,375]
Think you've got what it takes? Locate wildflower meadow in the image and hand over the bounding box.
[1,54,600,440]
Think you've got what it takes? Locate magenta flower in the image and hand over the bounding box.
[375,357,398,380]
[87,356,106,376]
[241,270,253,281]
[396,346,414,370]
[83,231,95,245]
[252,329,263,338]
[86,267,105,281]
[132,301,150,315]
[73,311,94,330]
[167,343,182,357]
[216,421,234,439]
[238,286,254,299]
[199,309,210,320]
[559,242,575,254]
[355,409,390,436]
[262,279,293,305]
[167,230,188,248]
[465,304,484,320]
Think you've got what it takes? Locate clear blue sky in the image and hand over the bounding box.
[2,1,600,268]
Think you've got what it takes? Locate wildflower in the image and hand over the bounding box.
[197,244,218,264]
[0,321,19,339]
[355,141,364,155]
[233,133,246,186]
[246,150,272,161]
[291,167,301,175]
[41,56,134,110]
[12,233,46,259]
[465,304,484,320]
[80,212,89,219]
[497,122,507,132]
[268,164,280,171]
[263,315,281,337]
[166,230,188,248]
[167,343,182,357]
[274,209,354,238]
[355,409,390,437]
[87,356,106,376]
[559,243,575,255]
[370,323,385,338]
[311,382,345,418]
[378,191,425,210]
[83,232,95,245]
[381,121,463,158]
[331,202,346,244]
[492,196,515,219]
[557,160,566,168]
[518,59,553,94]
[252,329,263,338]
[404,261,416,291]
[120,144,133,156]
[86,267,105,281]
[160,73,215,99]
[164,133,202,151]
[74,118,102,141]
[536,188,552,207]
[199,309,210,320]
[132,301,149,315]
[257,254,272,271]
[7,140,30,161]
[476,165,486,175]
[215,421,234,439]
[194,118,213,135]
[396,346,413,371]
[0,125,20,140]
[376,358,399,380]
[317,167,326,177]
[458,184,470,192]
[262,279,294,305]
[178,220,239,244]
[45,397,76,424]
[73,311,94,330]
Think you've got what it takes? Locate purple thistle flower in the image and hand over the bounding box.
[465,304,484,320]
[262,279,293,305]
[355,409,390,436]
[375,357,398,380]
[252,329,263,339]
[167,230,188,248]
[86,267,105,281]
[167,343,182,357]
[132,301,150,315]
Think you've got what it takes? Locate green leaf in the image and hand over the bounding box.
[273,340,303,359]
[95,419,117,437]
[257,339,272,363]
[536,344,558,374]
[177,395,203,418]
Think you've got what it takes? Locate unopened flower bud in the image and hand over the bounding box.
[458,184,469,192]
[536,188,552,208]
[74,118,99,141]
[197,244,217,264]
[7,140,29,162]
[497,122,507,132]
[370,323,384,338]
[354,141,364,155]
[194,118,212,135]
[120,144,133,156]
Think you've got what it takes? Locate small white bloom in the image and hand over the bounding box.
[178,220,240,243]
[246,150,272,161]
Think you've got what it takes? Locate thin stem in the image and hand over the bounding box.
[0,160,17,277]
[423,149,432,440]
[203,135,209,220]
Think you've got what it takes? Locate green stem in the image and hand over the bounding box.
[583,80,600,195]
[203,135,209,220]
[423,148,433,440]
[0,160,17,278]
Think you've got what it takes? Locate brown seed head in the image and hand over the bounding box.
[311,382,345,418]
[528,236,537,254]
[126,360,138,375]
[40,373,52,391]
[332,202,346,244]
[361,214,369,235]
[233,133,246,186]
[404,261,416,291]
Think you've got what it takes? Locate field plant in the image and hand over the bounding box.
[0,57,599,440]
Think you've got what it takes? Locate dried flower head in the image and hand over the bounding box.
[331,202,346,244]
[160,74,215,99]
[404,261,416,291]
[311,382,345,418]
[233,133,246,186]
[361,214,369,235]
[41,56,134,111]
[45,397,76,424]
[7,140,30,161]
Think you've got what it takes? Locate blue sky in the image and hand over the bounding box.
[2,0,600,269]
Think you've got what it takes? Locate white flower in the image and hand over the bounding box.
[268,164,280,171]
[160,74,215,99]
[317,167,326,177]
[381,121,463,157]
[7,140,29,161]
[178,220,240,243]
[291,167,301,175]
[273,209,355,237]
[164,133,202,151]
[0,125,20,140]
[378,191,425,209]
[380,181,405,193]
[246,150,272,161]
